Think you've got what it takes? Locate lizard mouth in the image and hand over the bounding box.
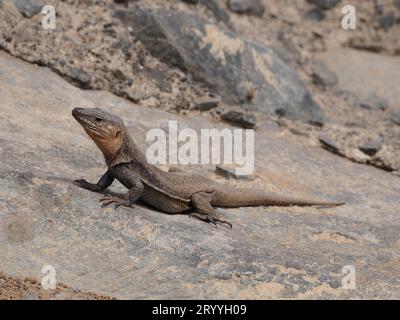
[72,108,108,137]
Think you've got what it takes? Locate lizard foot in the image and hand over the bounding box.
[99,195,131,209]
[189,213,232,228]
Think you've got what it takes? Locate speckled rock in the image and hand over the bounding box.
[12,0,42,18]
[1,52,400,299]
[115,6,325,126]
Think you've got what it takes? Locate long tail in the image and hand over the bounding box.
[212,188,344,207]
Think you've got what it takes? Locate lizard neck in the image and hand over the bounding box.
[105,131,154,173]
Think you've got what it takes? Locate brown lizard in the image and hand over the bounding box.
[72,107,344,227]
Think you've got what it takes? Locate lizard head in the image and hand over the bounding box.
[72,107,126,160]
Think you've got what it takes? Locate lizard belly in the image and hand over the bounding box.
[141,185,191,214]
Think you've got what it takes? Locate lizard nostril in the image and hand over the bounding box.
[72,107,84,117]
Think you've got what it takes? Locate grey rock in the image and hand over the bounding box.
[199,0,230,24]
[319,49,400,109]
[126,88,143,103]
[359,94,389,111]
[2,51,400,299]
[319,135,341,155]
[195,95,220,111]
[395,0,400,9]
[220,110,256,128]
[12,0,42,18]
[391,109,400,125]
[359,137,383,156]
[67,68,91,89]
[306,0,341,10]
[227,0,265,17]
[115,7,325,125]
[215,165,254,180]
[305,8,326,21]
[378,12,395,31]
[312,62,338,87]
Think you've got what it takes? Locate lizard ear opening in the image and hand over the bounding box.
[115,130,122,139]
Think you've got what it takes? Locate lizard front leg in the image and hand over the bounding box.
[100,174,144,209]
[190,192,232,228]
[74,170,115,192]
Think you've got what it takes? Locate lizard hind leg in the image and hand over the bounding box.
[190,192,232,228]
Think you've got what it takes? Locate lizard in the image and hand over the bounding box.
[72,107,344,227]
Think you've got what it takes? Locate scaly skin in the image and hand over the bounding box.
[72,107,344,227]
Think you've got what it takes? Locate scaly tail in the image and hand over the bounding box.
[211,188,344,208]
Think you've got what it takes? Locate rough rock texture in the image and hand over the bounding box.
[1,52,400,299]
[115,6,326,125]
[313,48,400,172]
[0,0,210,113]
[0,272,113,300]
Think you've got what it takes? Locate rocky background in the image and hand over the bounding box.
[0,0,399,299]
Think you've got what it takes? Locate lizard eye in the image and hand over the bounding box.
[95,117,103,122]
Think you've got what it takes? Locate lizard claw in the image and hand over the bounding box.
[189,213,232,228]
[99,195,131,209]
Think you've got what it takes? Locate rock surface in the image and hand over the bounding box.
[0,272,112,300]
[115,6,325,125]
[1,52,400,299]
[306,0,341,10]
[359,137,384,157]
[220,110,257,128]
[227,0,265,17]
[12,0,42,18]
[319,49,400,108]
[359,94,389,111]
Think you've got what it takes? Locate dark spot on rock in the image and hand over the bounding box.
[306,0,341,10]
[275,108,286,116]
[181,0,199,4]
[220,110,256,128]
[16,172,34,185]
[215,164,254,180]
[194,95,220,111]
[319,135,341,155]
[113,69,127,81]
[227,0,265,17]
[359,137,383,156]
[305,8,326,21]
[378,12,395,31]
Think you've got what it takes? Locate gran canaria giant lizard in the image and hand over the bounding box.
[72,107,344,227]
